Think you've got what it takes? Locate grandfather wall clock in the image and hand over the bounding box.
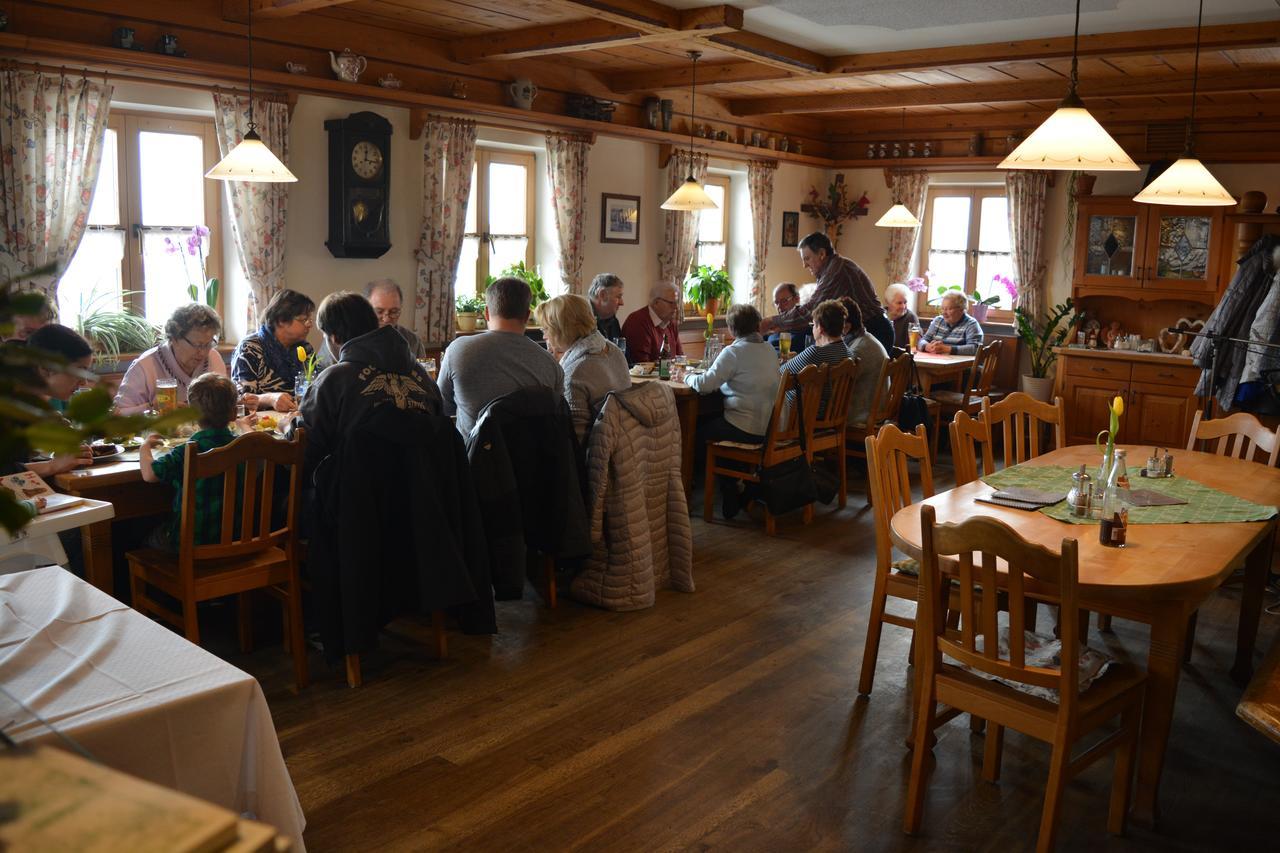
[324,111,392,258]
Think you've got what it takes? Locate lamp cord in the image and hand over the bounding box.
[247,0,256,131]
[1069,0,1080,94]
[688,51,700,172]
[1186,0,1204,152]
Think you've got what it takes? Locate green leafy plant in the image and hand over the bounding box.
[497,260,548,309]
[684,264,733,312]
[72,286,159,363]
[1014,298,1079,379]
[0,268,193,534]
[455,293,486,314]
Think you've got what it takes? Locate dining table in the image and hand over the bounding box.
[631,372,723,502]
[912,351,975,395]
[889,444,1279,828]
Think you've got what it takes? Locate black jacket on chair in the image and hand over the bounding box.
[466,387,592,600]
[310,405,495,661]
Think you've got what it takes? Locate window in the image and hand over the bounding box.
[454,149,537,297]
[917,185,1015,319]
[59,113,222,329]
[694,175,730,271]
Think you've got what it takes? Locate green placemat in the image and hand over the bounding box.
[981,465,1277,525]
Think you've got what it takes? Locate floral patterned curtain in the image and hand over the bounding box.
[415,115,477,346]
[884,169,929,284]
[544,131,591,295]
[0,69,112,305]
[212,92,291,327]
[747,160,777,313]
[1005,170,1050,319]
[657,149,709,321]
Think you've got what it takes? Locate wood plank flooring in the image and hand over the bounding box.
[227,466,1280,852]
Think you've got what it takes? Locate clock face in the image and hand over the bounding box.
[350,140,384,180]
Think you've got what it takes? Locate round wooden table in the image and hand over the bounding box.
[889,444,1279,828]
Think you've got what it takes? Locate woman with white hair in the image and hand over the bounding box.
[883,282,918,350]
[917,291,983,355]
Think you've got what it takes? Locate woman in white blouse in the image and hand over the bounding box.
[113,304,246,414]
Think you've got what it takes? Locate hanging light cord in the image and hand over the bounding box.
[687,51,701,173]
[1068,0,1081,95]
[247,0,256,131]
[1185,0,1204,153]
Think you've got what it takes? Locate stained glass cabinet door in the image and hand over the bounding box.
[1074,200,1146,291]
[1141,206,1224,294]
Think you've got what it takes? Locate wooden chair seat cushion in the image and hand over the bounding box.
[712,438,800,452]
[930,389,978,408]
[128,546,290,594]
[941,625,1126,704]
[891,557,920,576]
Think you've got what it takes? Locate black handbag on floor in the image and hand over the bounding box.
[897,356,933,436]
[756,383,819,514]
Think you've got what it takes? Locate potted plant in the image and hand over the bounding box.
[73,287,160,367]
[966,273,1018,323]
[1014,297,1078,402]
[684,264,733,317]
[455,294,485,332]
[496,260,548,316]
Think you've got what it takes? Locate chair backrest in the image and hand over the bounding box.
[918,504,1084,709]
[875,352,914,424]
[865,423,934,573]
[811,357,858,434]
[1186,410,1280,466]
[178,430,305,568]
[950,410,995,486]
[762,366,820,465]
[980,392,1065,467]
[965,339,1003,399]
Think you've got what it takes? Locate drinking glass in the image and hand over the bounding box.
[908,324,922,351]
[417,358,438,380]
[779,332,792,357]
[612,337,627,358]
[155,378,178,414]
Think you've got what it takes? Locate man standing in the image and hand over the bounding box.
[766,283,811,351]
[588,273,625,342]
[438,276,563,436]
[761,232,893,352]
[621,283,685,363]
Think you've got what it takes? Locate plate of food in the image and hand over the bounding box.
[90,442,124,463]
[630,361,656,377]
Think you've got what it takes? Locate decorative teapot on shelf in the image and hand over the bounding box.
[329,48,367,83]
[507,78,538,110]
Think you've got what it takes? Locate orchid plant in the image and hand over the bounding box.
[162,225,219,309]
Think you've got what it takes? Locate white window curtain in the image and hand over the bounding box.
[1005,170,1051,319]
[212,92,292,329]
[747,160,777,313]
[415,115,477,346]
[658,149,709,321]
[884,169,929,285]
[544,131,591,295]
[0,69,112,305]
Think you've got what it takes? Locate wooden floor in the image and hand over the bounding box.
[226,464,1280,852]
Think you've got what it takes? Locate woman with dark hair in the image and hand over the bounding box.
[838,296,889,428]
[230,288,316,412]
[22,324,95,477]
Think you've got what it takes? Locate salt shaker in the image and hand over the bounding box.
[1068,464,1092,517]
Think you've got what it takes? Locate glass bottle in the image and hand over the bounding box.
[1113,448,1130,490]
[657,334,671,380]
[1069,464,1092,518]
[1099,449,1129,548]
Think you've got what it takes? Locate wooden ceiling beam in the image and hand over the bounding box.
[605,61,792,94]
[700,31,827,74]
[547,0,683,32]
[729,70,1280,115]
[250,0,358,18]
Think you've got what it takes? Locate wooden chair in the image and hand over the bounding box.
[847,352,914,460]
[950,409,995,487]
[127,431,308,691]
[905,506,1145,852]
[931,339,1003,426]
[1186,410,1280,466]
[705,365,822,535]
[980,392,1065,468]
[806,358,858,509]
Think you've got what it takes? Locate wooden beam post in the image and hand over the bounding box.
[252,0,359,19]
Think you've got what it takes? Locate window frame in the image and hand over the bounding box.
[694,174,731,272]
[915,184,1013,324]
[459,147,537,298]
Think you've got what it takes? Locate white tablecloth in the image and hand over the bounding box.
[0,499,114,575]
[0,566,306,850]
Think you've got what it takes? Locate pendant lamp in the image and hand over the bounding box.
[876,110,921,228]
[1133,0,1233,206]
[661,51,717,211]
[207,0,297,183]
[999,0,1137,171]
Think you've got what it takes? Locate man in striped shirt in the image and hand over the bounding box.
[917,291,984,356]
[781,299,852,419]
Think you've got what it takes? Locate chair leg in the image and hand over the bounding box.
[1098,613,1114,631]
[802,501,813,525]
[544,554,558,609]
[238,592,253,654]
[1078,608,1092,641]
[287,580,308,691]
[432,609,448,659]
[982,723,1004,783]
[1108,702,1140,837]
[1184,609,1198,663]
[1036,740,1071,853]
[345,654,362,688]
[837,443,848,509]
[764,509,776,536]
[858,570,892,696]
[703,449,716,522]
[903,676,937,835]
[182,594,200,644]
[127,561,144,616]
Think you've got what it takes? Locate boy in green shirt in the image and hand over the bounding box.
[140,372,239,549]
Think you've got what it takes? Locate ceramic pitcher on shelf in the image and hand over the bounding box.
[329,48,367,82]
[507,78,538,110]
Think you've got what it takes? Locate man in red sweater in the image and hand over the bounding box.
[621,282,685,363]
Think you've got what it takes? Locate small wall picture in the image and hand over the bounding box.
[601,193,641,244]
[781,211,800,247]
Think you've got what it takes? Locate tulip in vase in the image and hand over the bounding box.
[1095,394,1124,484]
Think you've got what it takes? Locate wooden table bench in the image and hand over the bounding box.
[1239,634,1280,745]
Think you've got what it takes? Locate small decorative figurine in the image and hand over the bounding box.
[0,9,9,32]
[156,34,187,57]
[450,78,468,99]
[1104,320,1123,349]
[659,99,673,132]
[643,98,660,130]
[112,27,141,50]
[285,61,308,74]
[377,73,402,89]
[329,48,367,83]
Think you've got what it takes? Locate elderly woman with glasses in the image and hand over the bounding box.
[114,303,241,415]
[231,288,317,412]
[917,290,983,356]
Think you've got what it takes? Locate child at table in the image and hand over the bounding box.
[140,373,239,549]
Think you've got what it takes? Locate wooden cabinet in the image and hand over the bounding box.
[1075,198,1225,300]
[1057,350,1200,448]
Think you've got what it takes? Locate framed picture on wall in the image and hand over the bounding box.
[781,211,800,247]
[601,193,641,244]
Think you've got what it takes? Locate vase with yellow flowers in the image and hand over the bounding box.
[294,344,318,402]
[1095,394,1124,484]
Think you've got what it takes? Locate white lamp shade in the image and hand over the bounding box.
[875,203,921,228]
[661,176,719,211]
[999,104,1138,171]
[206,130,297,182]
[1133,156,1235,206]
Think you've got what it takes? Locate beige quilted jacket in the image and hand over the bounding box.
[571,381,695,610]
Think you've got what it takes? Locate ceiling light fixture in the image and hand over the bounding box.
[661,51,717,211]
[206,0,297,183]
[1133,0,1234,206]
[876,109,921,228]
[999,0,1138,171]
